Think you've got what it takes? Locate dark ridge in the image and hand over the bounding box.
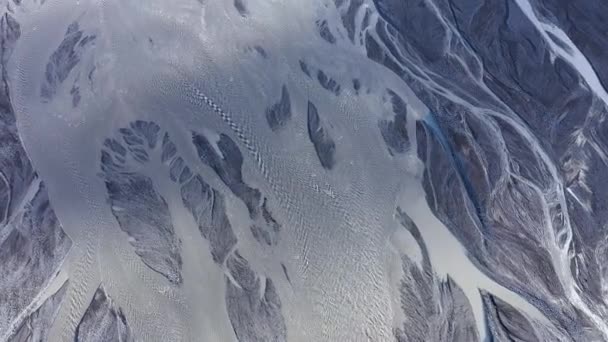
[379,89,409,155]
[338,0,364,42]
[0,184,71,334]
[317,19,336,44]
[100,150,123,173]
[40,21,96,100]
[225,251,287,341]
[104,171,182,285]
[103,138,126,157]
[281,263,291,284]
[179,166,192,184]
[181,175,237,264]
[299,60,311,77]
[234,0,248,16]
[248,197,281,246]
[0,12,21,123]
[261,198,280,234]
[74,286,134,341]
[316,69,341,95]
[130,120,161,149]
[353,79,361,92]
[70,83,80,107]
[482,291,540,342]
[128,146,149,163]
[265,85,292,131]
[119,128,144,146]
[307,101,336,170]
[191,131,261,217]
[364,31,402,76]
[161,132,177,164]
[169,156,185,182]
[8,281,69,341]
[422,115,485,230]
[254,45,267,58]
[250,224,272,246]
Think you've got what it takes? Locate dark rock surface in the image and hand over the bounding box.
[306,101,336,170]
[70,83,80,107]
[261,198,280,238]
[299,60,311,77]
[225,251,287,342]
[161,132,177,164]
[129,120,161,149]
[392,208,479,342]
[101,122,182,285]
[280,263,291,284]
[379,89,409,155]
[191,131,262,216]
[104,171,182,284]
[40,22,95,101]
[529,1,608,91]
[352,79,361,93]
[7,0,608,340]
[0,12,35,227]
[178,165,192,184]
[74,286,134,342]
[364,0,608,339]
[8,281,69,342]
[181,175,237,264]
[254,46,268,58]
[234,0,248,16]
[335,0,364,42]
[316,70,341,96]
[482,291,541,342]
[482,291,575,341]
[169,156,185,183]
[191,130,281,246]
[317,20,336,44]
[0,183,72,335]
[0,9,72,338]
[250,224,272,246]
[265,85,292,132]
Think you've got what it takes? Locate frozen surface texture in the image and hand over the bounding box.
[3,0,608,341]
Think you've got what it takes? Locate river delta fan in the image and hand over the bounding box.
[1,0,607,341]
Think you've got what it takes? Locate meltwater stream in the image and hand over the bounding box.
[5,0,593,340]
